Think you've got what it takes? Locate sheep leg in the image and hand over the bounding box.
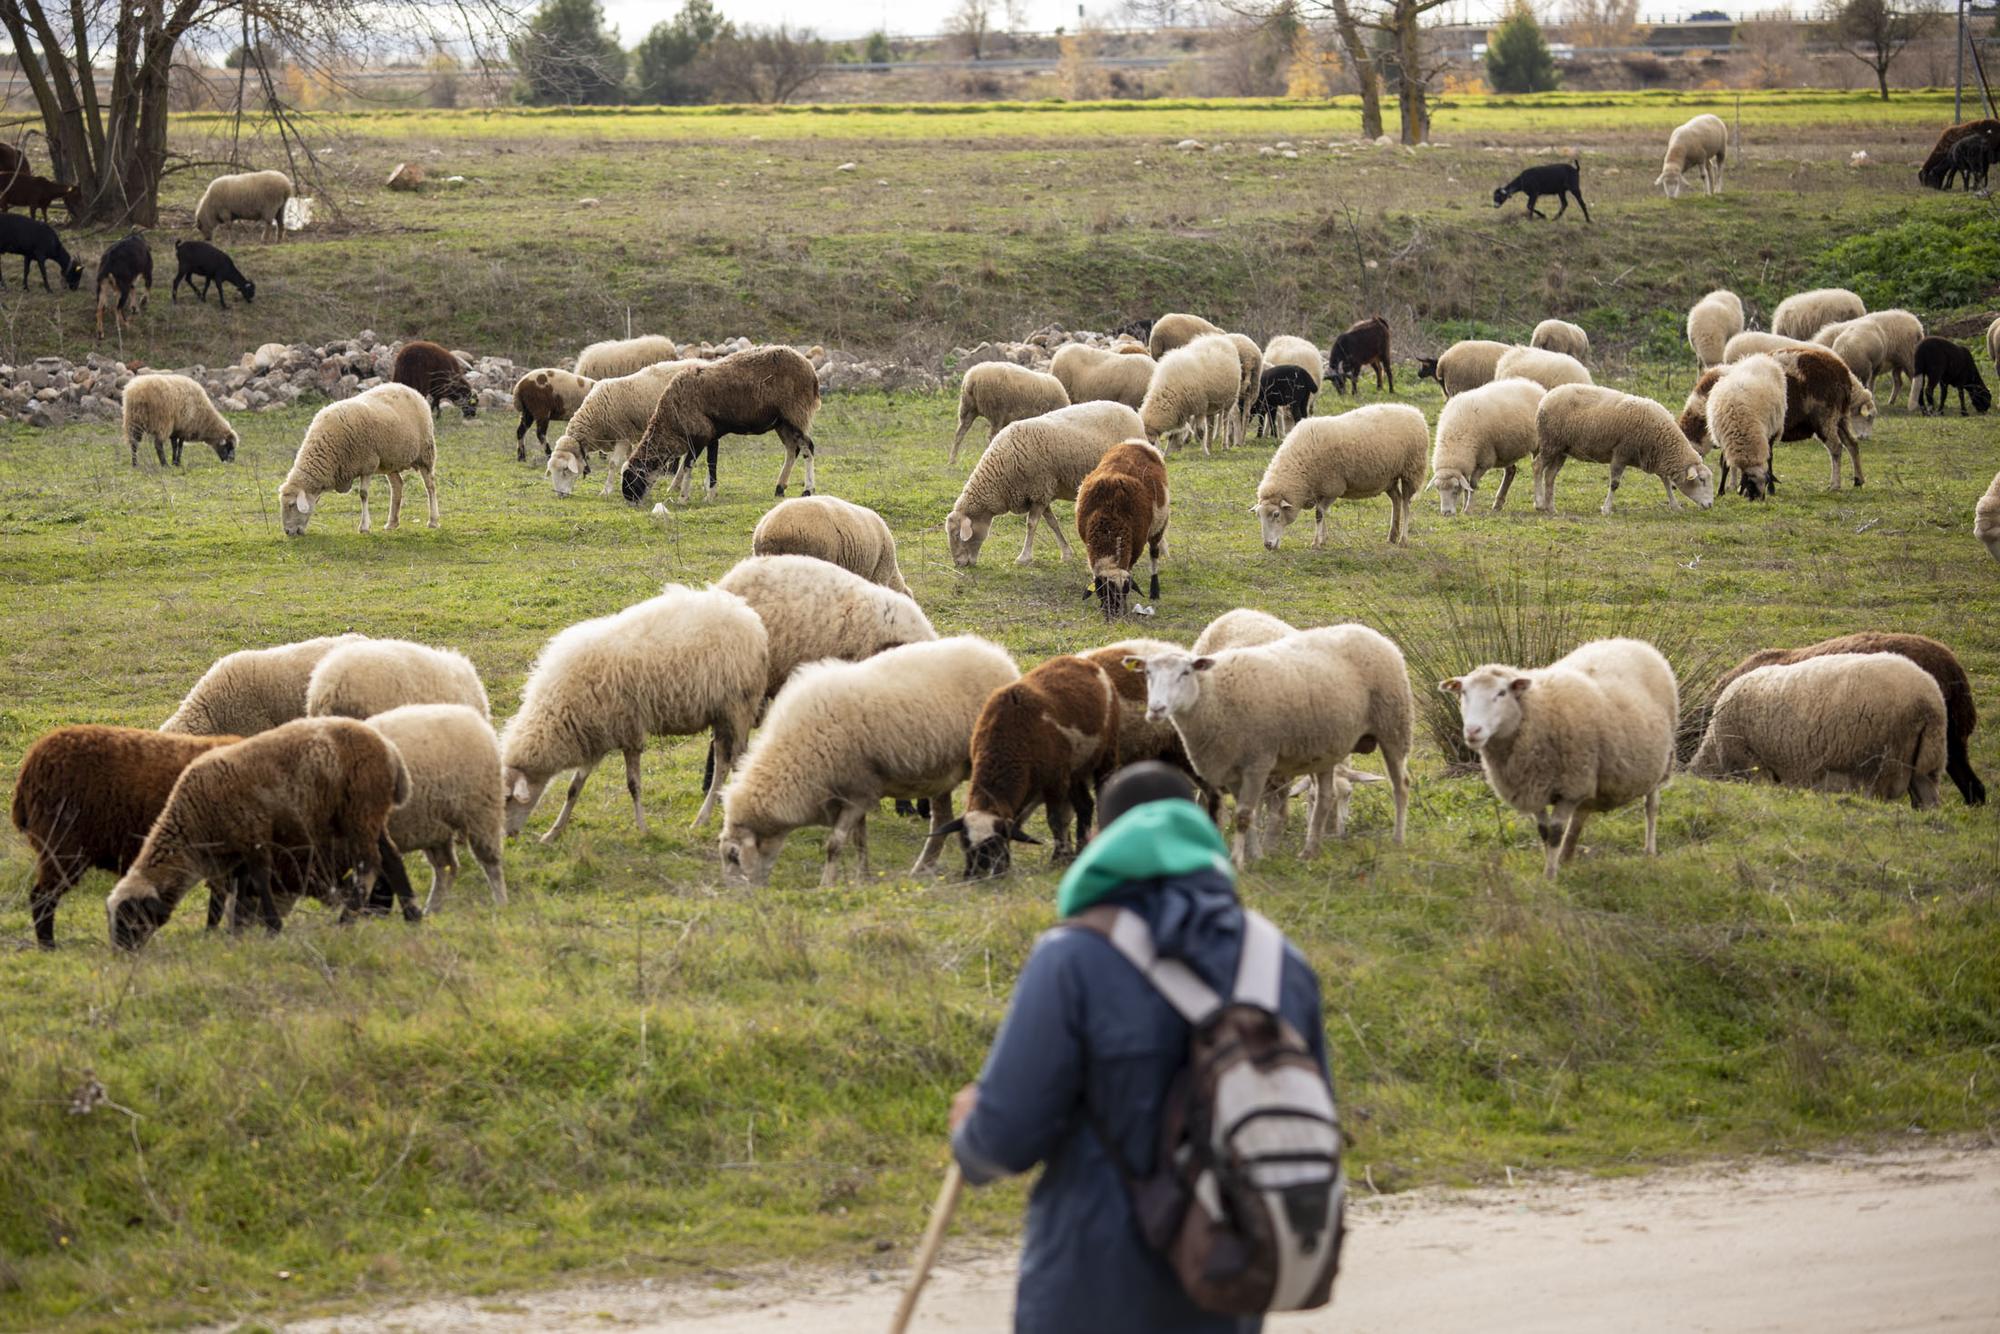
[1072,776,1097,849]
[1841,424,1864,488]
[1386,746,1409,846]
[1557,804,1588,867]
[820,802,868,887]
[1017,505,1043,564]
[420,466,440,527]
[355,476,373,534]
[539,759,599,843]
[1312,505,1328,548]
[623,747,648,836]
[421,847,457,915]
[1301,771,1334,858]
[704,438,720,501]
[1643,787,1660,856]
[384,471,405,530]
[469,831,508,907]
[1491,464,1517,513]
[949,410,974,465]
[912,790,955,875]
[1535,810,1564,880]
[1147,534,1163,600]
[374,833,423,923]
[1230,764,1275,869]
[1599,460,1627,516]
[1041,505,1072,560]
[29,858,77,949]
[245,853,282,935]
[152,433,166,466]
[1573,189,1592,223]
[516,411,532,462]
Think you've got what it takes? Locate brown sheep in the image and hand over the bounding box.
[391,340,478,420]
[1711,633,1983,808]
[1075,440,1169,621]
[1679,346,1877,490]
[511,367,594,460]
[1919,119,2000,189]
[106,717,414,950]
[941,653,1121,876]
[619,345,821,504]
[1327,316,1394,395]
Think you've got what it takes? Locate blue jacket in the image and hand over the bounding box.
[950,867,1329,1334]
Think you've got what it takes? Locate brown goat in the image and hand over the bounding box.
[619,345,821,504]
[0,173,79,223]
[1327,316,1393,394]
[942,654,1121,876]
[392,339,478,420]
[1075,440,1169,620]
[1679,346,1874,491]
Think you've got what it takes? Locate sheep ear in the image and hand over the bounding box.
[957,516,974,542]
[1191,656,1217,672]
[1279,501,1296,515]
[1509,676,1533,696]
[294,493,313,513]
[510,774,532,802]
[1685,465,1702,481]
[1247,503,1260,515]
[1119,655,1147,673]
[1438,677,1463,695]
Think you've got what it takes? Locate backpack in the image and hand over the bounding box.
[1076,904,1346,1315]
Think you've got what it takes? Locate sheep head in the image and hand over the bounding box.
[1440,666,1531,751]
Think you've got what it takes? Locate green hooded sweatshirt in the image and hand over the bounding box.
[1055,798,1234,918]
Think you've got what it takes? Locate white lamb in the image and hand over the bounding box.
[1050,343,1155,410]
[120,373,238,468]
[278,383,438,536]
[1530,319,1589,362]
[1770,288,1865,341]
[575,335,679,380]
[194,170,295,241]
[1492,345,1592,392]
[1655,113,1727,198]
[1705,353,1788,500]
[1685,290,1744,367]
[1533,384,1716,515]
[547,361,699,497]
[751,495,912,594]
[1141,333,1242,453]
[950,362,1070,464]
[1977,469,2000,561]
[1429,377,1547,515]
[160,634,366,735]
[306,639,491,721]
[1442,638,1678,880]
[366,703,507,912]
[1254,402,1428,547]
[944,400,1143,566]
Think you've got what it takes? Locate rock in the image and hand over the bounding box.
[1174,139,1205,152]
[221,394,250,411]
[576,196,600,207]
[387,162,426,191]
[835,162,858,171]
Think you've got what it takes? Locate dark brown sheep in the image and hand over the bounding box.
[620,345,821,504]
[1919,119,2000,189]
[511,367,594,460]
[1327,316,1393,394]
[1075,440,1169,621]
[1712,632,1983,807]
[93,232,150,340]
[0,172,79,223]
[106,717,415,950]
[941,654,1121,876]
[392,339,478,419]
[1680,347,1875,491]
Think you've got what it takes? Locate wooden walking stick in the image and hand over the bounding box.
[887,1161,965,1334]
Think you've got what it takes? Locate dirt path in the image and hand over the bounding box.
[286,1145,2000,1333]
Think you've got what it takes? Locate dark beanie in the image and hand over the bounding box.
[1097,761,1197,828]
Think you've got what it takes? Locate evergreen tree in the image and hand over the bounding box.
[1485,2,1559,93]
[513,0,628,105]
[635,0,734,104]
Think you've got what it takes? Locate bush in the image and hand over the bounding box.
[1818,217,2000,310]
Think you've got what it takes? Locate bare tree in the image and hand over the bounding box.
[703,25,825,104]
[949,0,996,60]
[1736,11,1804,87]
[1564,0,1640,48]
[1819,0,1943,99]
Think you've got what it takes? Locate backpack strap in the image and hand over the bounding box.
[1076,904,1220,1025]
[1231,910,1285,1012]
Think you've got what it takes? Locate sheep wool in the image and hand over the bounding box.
[1255,402,1428,547]
[1770,288,1865,341]
[751,495,912,594]
[1225,333,1264,448]
[1825,322,1889,392]
[1141,333,1243,453]
[1493,345,1592,393]
[161,634,366,735]
[624,345,822,503]
[121,373,238,468]
[719,636,1021,886]
[1686,290,1745,367]
[575,334,679,380]
[1706,353,1788,500]
[1429,376,1546,515]
[1530,319,1590,362]
[365,703,507,913]
[1534,384,1715,515]
[1689,653,1946,807]
[512,367,595,459]
[1074,439,1169,618]
[1977,469,2000,562]
[194,169,294,240]
[945,400,1143,566]
[715,554,936,698]
[1050,343,1155,411]
[307,639,489,721]
[1723,331,1813,362]
[1261,334,1325,385]
[1428,339,1512,399]
[955,653,1120,873]
[1987,316,2000,373]
[1146,312,1224,360]
[951,362,1070,464]
[547,360,699,497]
[1654,114,1726,197]
[279,382,438,535]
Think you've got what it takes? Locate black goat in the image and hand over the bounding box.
[171,239,255,307]
[1912,336,1992,416]
[1492,158,1590,220]
[1251,364,1318,437]
[1326,316,1394,394]
[94,232,151,339]
[0,213,82,291]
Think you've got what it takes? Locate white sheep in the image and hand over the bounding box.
[1262,334,1325,385]
[1225,332,1263,449]
[306,639,491,721]
[1689,652,1947,807]
[503,585,766,839]
[1706,353,1788,500]
[120,373,238,469]
[1442,638,1678,880]
[1988,316,2000,374]
[1429,376,1546,515]
[1122,626,1414,866]
[751,495,911,594]
[1422,339,1512,399]
[1825,321,1889,393]
[718,636,1021,886]
[1530,319,1590,362]
[1977,469,2000,561]
[1723,330,1813,362]
[575,335,679,380]
[950,362,1070,464]
[1492,345,1592,393]
[1814,311,1924,404]
[1147,312,1224,359]
[1141,333,1242,453]
[278,383,438,536]
[160,634,366,735]
[1770,288,1865,341]
[547,361,698,497]
[1654,114,1727,197]
[1685,290,1744,367]
[1255,402,1427,548]
[944,400,1143,566]
[195,170,295,241]
[1050,343,1156,410]
[714,555,936,700]
[1533,384,1716,515]
[365,703,507,913]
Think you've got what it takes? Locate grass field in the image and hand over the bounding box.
[1,90,1998,1331]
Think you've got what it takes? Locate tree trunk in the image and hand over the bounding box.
[1325,0,1383,139]
[1395,1,1428,144]
[1875,61,1890,99]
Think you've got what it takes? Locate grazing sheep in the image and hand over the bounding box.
[1911,336,1992,416]
[106,717,413,948]
[1918,119,2000,188]
[1706,353,1788,499]
[93,232,150,339]
[365,703,507,912]
[547,361,697,497]
[1825,321,1889,394]
[1530,319,1590,362]
[1723,331,1814,362]
[1111,337,1151,355]
[1842,310,1923,406]
[1533,384,1716,515]
[306,639,490,721]
[1327,316,1394,394]
[1075,440,1169,619]
[1082,638,1198,778]
[12,726,239,947]
[1256,403,1427,547]
[1122,626,1414,866]
[1263,334,1325,384]
[622,345,822,503]
[574,334,678,380]
[161,635,366,735]
[1712,633,1983,807]
[1114,316,1155,344]
[1429,376,1546,515]
[1770,288,1865,340]
[512,367,595,460]
[1050,342,1156,410]
[1146,312,1223,359]
[194,169,295,241]
[1141,333,1242,453]
[169,240,254,308]
[1977,469,2000,561]
[503,585,768,840]
[0,172,79,222]
[1689,653,1946,808]
[718,636,1021,886]
[279,383,439,535]
[1943,134,1993,190]
[945,401,1144,566]
[1654,113,1727,197]
[120,373,239,469]
[951,363,1070,464]
[948,653,1120,874]
[1252,364,1319,438]
[751,495,911,594]
[1417,339,1511,399]
[1225,332,1264,448]
[1492,158,1590,219]
[715,554,936,701]
[1686,289,1745,367]
[392,340,478,420]
[1441,638,1678,880]
[0,213,81,291]
[1681,345,1875,490]
[1492,345,1591,392]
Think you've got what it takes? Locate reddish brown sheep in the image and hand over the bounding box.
[1075,440,1169,620]
[1327,316,1394,394]
[620,345,821,503]
[1679,346,1875,491]
[392,340,478,419]
[511,367,593,460]
[1919,119,2000,189]
[0,173,79,223]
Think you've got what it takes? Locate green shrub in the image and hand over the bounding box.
[1818,215,2000,310]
